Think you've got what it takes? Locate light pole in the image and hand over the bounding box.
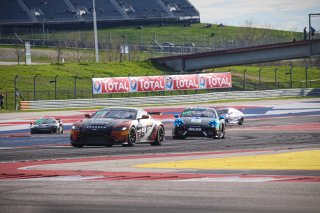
[258,67,262,90]
[34,74,40,100]
[74,74,78,99]
[305,66,309,88]
[243,69,247,91]
[93,0,99,63]
[91,74,95,99]
[49,74,58,99]
[14,75,19,110]
[289,66,293,88]
[274,68,278,89]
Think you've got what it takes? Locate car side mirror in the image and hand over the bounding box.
[84,114,91,118]
[174,114,179,118]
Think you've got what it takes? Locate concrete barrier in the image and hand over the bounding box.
[20,88,320,110]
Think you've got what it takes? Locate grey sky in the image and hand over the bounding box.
[188,0,320,31]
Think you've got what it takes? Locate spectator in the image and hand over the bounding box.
[303,27,307,40]
[0,93,4,109]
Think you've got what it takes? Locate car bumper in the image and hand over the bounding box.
[70,130,128,146]
[173,126,215,138]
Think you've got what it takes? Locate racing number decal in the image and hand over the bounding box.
[142,126,147,133]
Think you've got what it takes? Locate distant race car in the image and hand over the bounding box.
[30,117,64,134]
[217,108,244,125]
[70,107,165,148]
[172,107,226,140]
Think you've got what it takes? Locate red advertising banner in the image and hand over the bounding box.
[198,72,232,89]
[129,76,165,92]
[92,72,232,94]
[170,74,199,90]
[92,77,130,94]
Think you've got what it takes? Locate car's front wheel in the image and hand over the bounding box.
[124,127,136,147]
[213,125,225,140]
[71,144,83,148]
[57,126,63,134]
[238,118,244,125]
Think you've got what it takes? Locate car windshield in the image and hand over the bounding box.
[92,109,137,120]
[35,118,54,124]
[181,109,216,118]
[217,109,229,114]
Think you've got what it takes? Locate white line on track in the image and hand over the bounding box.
[173,176,291,182]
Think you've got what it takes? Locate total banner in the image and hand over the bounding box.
[92,72,231,94]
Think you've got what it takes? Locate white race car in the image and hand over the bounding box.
[217,108,244,125]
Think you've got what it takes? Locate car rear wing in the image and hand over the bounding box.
[148,112,162,116]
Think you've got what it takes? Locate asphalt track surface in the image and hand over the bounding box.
[0,98,320,213]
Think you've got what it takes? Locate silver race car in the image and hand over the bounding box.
[30,117,64,134]
[217,108,244,125]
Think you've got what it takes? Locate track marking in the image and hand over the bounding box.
[24,175,104,181]
[173,176,291,183]
[135,150,320,170]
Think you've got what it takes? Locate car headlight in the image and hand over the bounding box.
[72,126,80,130]
[114,126,128,131]
[174,119,185,127]
[208,120,219,128]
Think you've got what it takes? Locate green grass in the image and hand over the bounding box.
[0,61,167,92]
[1,62,319,96]
[14,23,303,47]
[0,62,319,111]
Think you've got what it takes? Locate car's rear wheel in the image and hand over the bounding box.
[151,126,164,146]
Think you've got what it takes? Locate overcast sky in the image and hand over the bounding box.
[188,0,320,31]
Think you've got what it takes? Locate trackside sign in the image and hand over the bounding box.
[92,72,232,94]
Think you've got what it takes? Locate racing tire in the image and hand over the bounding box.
[238,118,244,125]
[72,144,83,148]
[151,126,164,146]
[125,127,136,147]
[213,126,224,140]
[173,135,186,140]
[221,124,225,139]
[56,126,62,134]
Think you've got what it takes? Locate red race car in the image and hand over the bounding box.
[70,107,165,148]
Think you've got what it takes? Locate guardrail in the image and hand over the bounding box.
[20,88,320,110]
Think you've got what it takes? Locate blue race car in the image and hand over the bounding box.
[172,107,226,140]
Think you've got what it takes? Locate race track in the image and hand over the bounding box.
[0,98,320,213]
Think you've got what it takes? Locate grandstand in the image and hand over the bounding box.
[0,0,200,28]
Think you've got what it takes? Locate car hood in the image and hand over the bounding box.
[180,117,215,125]
[80,118,130,128]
